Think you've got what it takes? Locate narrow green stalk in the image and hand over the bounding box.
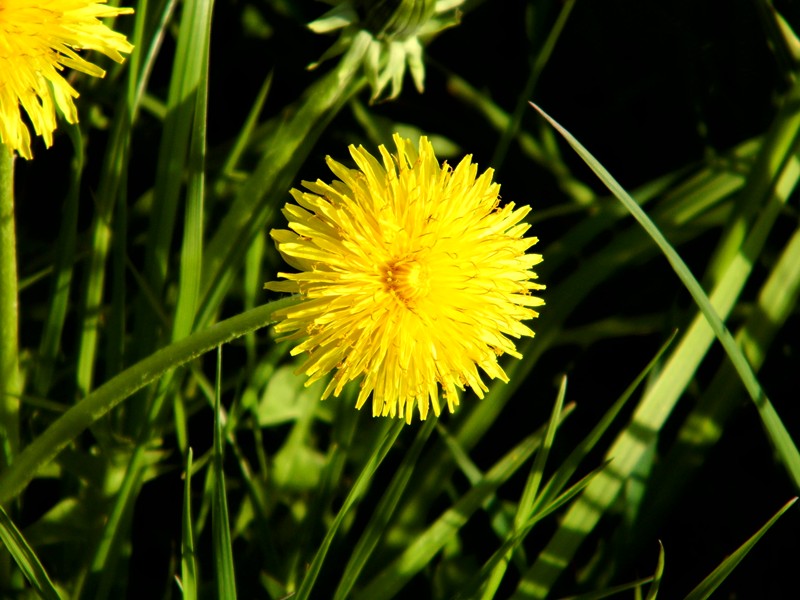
[0,296,297,506]
[0,150,20,470]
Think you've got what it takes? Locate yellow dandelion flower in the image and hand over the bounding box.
[0,0,134,159]
[266,134,545,423]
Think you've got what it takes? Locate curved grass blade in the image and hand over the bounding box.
[516,97,800,599]
[528,99,800,489]
[636,225,800,549]
[683,497,797,600]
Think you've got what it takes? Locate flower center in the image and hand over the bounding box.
[382,256,430,307]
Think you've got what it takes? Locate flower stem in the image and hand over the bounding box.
[0,150,21,470]
[0,295,298,506]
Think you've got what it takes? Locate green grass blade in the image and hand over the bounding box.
[536,332,676,510]
[295,419,405,600]
[196,34,370,330]
[333,418,436,600]
[74,6,145,397]
[0,298,296,506]
[529,99,800,488]
[33,124,83,397]
[86,451,146,600]
[638,224,800,545]
[171,0,213,342]
[356,429,547,600]
[516,94,800,598]
[644,541,665,600]
[212,347,236,599]
[181,448,198,600]
[516,375,567,529]
[213,70,273,198]
[143,0,216,306]
[683,498,797,600]
[0,504,62,600]
[457,464,605,600]
[481,377,569,599]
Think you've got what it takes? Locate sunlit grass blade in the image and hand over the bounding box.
[142,0,216,310]
[481,377,568,599]
[683,498,798,600]
[0,504,62,600]
[180,448,198,600]
[536,332,676,510]
[295,419,405,600]
[171,0,212,342]
[517,92,800,597]
[333,418,436,600]
[212,347,236,599]
[516,375,567,529]
[456,463,604,600]
[639,225,800,545]
[356,429,549,600]
[529,98,800,488]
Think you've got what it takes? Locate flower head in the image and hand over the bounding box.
[309,0,463,101]
[266,134,544,423]
[0,0,134,159]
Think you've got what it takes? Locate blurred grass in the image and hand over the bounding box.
[0,0,798,598]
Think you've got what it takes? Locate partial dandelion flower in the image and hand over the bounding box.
[266,134,545,424]
[0,0,134,159]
